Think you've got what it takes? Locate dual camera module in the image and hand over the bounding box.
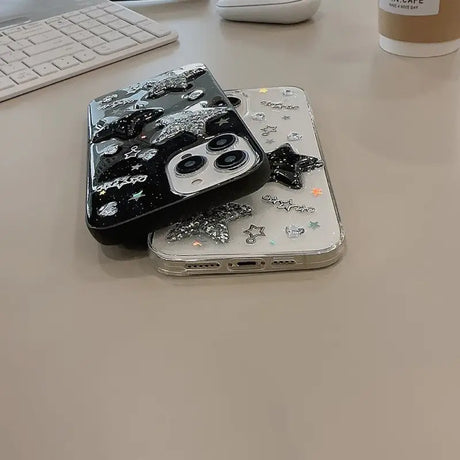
[175,134,248,176]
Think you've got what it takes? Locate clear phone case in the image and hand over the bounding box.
[149,87,345,275]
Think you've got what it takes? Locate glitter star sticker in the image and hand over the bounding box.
[166,202,252,244]
[259,88,268,93]
[92,108,163,143]
[311,188,323,197]
[267,143,324,190]
[129,190,146,202]
[143,65,206,99]
[152,107,228,145]
[309,221,320,230]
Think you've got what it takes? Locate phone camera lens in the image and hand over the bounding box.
[175,155,206,175]
[215,150,248,170]
[208,134,236,152]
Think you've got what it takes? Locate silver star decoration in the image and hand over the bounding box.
[131,164,142,171]
[98,97,135,111]
[129,190,146,202]
[137,148,157,161]
[97,201,118,217]
[251,112,266,121]
[99,144,119,156]
[166,202,252,244]
[124,145,141,159]
[143,65,205,99]
[287,132,303,141]
[101,94,118,104]
[124,83,142,94]
[285,225,305,238]
[144,71,188,98]
[244,225,266,244]
[261,125,277,136]
[186,89,204,101]
[277,199,296,212]
[216,117,230,126]
[152,107,228,145]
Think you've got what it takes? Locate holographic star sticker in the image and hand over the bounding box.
[309,221,320,230]
[311,188,323,197]
[129,190,146,202]
[166,203,252,244]
[267,143,324,190]
[152,107,229,145]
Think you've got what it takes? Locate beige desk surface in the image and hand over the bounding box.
[1,0,460,459]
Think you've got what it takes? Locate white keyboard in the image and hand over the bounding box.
[0,1,178,103]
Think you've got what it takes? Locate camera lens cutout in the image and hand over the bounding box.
[208,134,237,152]
[175,155,206,175]
[215,150,248,171]
[228,96,241,107]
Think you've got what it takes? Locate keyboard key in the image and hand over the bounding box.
[0,76,15,90]
[107,19,130,30]
[93,37,136,55]
[48,18,73,29]
[0,36,13,46]
[138,20,171,38]
[87,9,106,19]
[71,30,94,41]
[33,63,59,76]
[3,26,24,36]
[100,31,124,42]
[53,56,79,70]
[23,37,73,57]
[114,9,146,25]
[2,51,26,64]
[0,45,11,55]
[8,39,32,51]
[1,62,27,75]
[82,36,106,48]
[92,25,112,36]
[8,25,53,41]
[69,14,90,24]
[10,69,38,84]
[23,43,85,67]
[74,50,96,63]
[98,14,118,25]
[63,11,80,19]
[79,19,100,30]
[29,30,62,44]
[131,31,156,43]
[119,25,142,37]
[104,5,123,13]
[60,24,84,35]
[80,6,98,13]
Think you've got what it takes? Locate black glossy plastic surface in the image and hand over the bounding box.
[86,64,270,244]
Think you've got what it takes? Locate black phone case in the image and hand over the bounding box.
[86,63,270,245]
